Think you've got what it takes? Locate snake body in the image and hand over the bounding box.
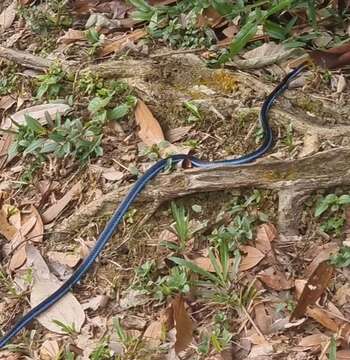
[0,64,305,348]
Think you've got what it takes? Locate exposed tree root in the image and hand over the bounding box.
[50,147,350,241]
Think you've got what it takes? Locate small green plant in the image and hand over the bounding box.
[18,1,72,35]
[36,63,66,99]
[155,266,190,300]
[170,241,233,290]
[52,320,77,335]
[254,126,264,144]
[330,246,350,268]
[283,122,294,149]
[210,313,233,353]
[170,202,191,251]
[320,217,345,235]
[86,28,105,55]
[113,317,139,351]
[315,194,350,217]
[0,65,19,95]
[328,335,337,360]
[77,72,104,96]
[9,114,104,164]
[184,101,202,123]
[90,340,111,360]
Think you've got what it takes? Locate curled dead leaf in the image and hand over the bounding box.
[291,261,334,320]
[135,99,165,146]
[258,266,293,291]
[239,245,265,271]
[42,182,82,224]
[170,294,193,354]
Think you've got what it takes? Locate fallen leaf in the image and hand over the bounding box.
[295,279,307,299]
[229,42,299,69]
[192,256,215,272]
[57,29,86,44]
[239,246,265,271]
[0,0,17,32]
[47,251,81,268]
[135,99,165,146]
[249,343,273,357]
[166,126,192,143]
[170,294,193,354]
[0,95,16,110]
[100,29,146,56]
[143,320,163,348]
[9,216,37,271]
[297,333,329,348]
[42,182,82,224]
[337,350,350,359]
[39,340,60,360]
[0,206,17,240]
[255,223,277,256]
[2,103,70,130]
[102,169,124,181]
[258,266,293,290]
[337,74,347,93]
[298,132,319,158]
[120,289,149,310]
[82,294,109,311]
[290,261,334,320]
[0,133,14,168]
[309,42,350,69]
[197,7,223,28]
[27,245,85,333]
[305,243,339,277]
[254,303,272,335]
[23,205,44,243]
[334,284,350,306]
[306,307,338,332]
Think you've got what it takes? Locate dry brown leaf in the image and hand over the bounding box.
[42,182,82,224]
[334,284,350,306]
[0,95,16,110]
[0,133,14,169]
[306,307,338,332]
[255,223,277,256]
[82,294,109,311]
[239,245,265,271]
[305,243,338,277]
[135,99,165,146]
[0,0,17,32]
[197,7,223,28]
[9,216,37,271]
[0,206,17,241]
[297,333,329,348]
[100,29,146,56]
[298,132,319,158]
[24,205,44,243]
[39,340,60,360]
[102,169,124,181]
[258,266,293,290]
[192,256,215,272]
[337,350,350,360]
[2,103,70,130]
[254,303,272,335]
[166,126,192,143]
[171,294,193,354]
[143,320,163,348]
[27,245,85,333]
[47,251,81,268]
[57,29,86,44]
[295,279,307,299]
[291,261,334,320]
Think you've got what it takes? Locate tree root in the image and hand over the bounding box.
[50,147,350,242]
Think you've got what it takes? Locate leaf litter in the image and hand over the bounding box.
[1,1,350,358]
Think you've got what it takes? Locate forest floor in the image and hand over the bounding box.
[0,1,350,359]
